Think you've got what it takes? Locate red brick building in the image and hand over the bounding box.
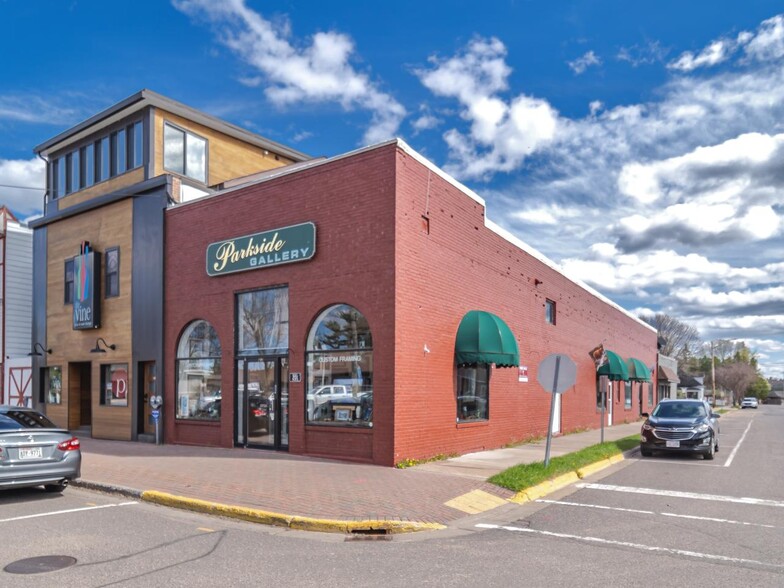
[164,139,657,466]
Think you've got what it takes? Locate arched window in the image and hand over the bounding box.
[176,320,222,421]
[305,304,372,426]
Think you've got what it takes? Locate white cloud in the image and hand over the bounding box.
[672,285,784,311]
[561,248,771,294]
[743,14,784,62]
[668,37,743,72]
[616,41,668,67]
[416,37,559,179]
[568,50,601,74]
[667,14,784,72]
[173,0,405,144]
[0,158,46,216]
[0,95,78,125]
[511,204,582,225]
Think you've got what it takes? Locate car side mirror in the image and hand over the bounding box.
[641,412,649,418]
[713,413,721,418]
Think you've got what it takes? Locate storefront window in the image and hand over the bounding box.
[305,304,373,426]
[176,320,222,420]
[100,364,129,407]
[457,365,489,421]
[237,287,289,356]
[46,367,62,405]
[625,382,632,409]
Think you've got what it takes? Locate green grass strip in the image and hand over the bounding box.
[488,435,640,492]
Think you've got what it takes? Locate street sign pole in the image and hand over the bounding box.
[544,356,561,468]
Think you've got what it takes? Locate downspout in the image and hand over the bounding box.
[1,212,6,404]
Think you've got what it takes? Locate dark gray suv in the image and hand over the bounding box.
[640,399,720,460]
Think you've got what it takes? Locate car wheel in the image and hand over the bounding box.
[703,437,715,460]
[640,447,653,457]
[44,482,67,493]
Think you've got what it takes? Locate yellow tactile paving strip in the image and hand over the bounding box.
[445,489,510,514]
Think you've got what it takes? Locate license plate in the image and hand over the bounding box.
[18,447,43,460]
[665,440,680,448]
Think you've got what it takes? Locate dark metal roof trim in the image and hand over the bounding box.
[34,89,310,162]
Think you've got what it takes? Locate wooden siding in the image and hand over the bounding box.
[153,109,295,190]
[58,168,145,210]
[44,200,134,440]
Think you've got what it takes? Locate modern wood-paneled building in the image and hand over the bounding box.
[30,90,308,441]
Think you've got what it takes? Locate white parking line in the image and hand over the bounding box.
[0,501,137,524]
[724,421,752,468]
[536,499,777,529]
[475,524,784,570]
[576,483,784,508]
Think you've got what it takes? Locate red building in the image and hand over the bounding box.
[164,139,657,466]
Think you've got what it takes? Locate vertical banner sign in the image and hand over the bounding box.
[73,242,102,330]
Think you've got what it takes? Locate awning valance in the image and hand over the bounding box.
[597,350,629,381]
[658,365,680,384]
[455,310,520,368]
[627,358,651,382]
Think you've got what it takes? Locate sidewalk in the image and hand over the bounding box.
[75,421,643,533]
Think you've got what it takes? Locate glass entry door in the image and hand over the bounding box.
[236,357,288,449]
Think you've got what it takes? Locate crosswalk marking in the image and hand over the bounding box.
[536,499,776,528]
[575,483,784,508]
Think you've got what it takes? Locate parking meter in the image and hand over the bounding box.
[149,395,163,444]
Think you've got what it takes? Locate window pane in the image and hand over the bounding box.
[46,366,62,405]
[100,137,110,180]
[64,259,74,304]
[84,144,95,187]
[105,248,119,297]
[186,132,206,182]
[625,382,632,408]
[133,121,143,168]
[306,351,373,424]
[177,358,221,420]
[177,319,222,359]
[307,304,372,350]
[164,124,185,175]
[237,288,289,355]
[101,363,128,407]
[70,150,80,192]
[457,366,489,421]
[116,129,127,174]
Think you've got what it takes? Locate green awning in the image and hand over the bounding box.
[455,310,520,368]
[627,358,651,382]
[597,350,629,381]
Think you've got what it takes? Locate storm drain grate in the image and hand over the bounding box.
[345,528,392,541]
[4,556,77,574]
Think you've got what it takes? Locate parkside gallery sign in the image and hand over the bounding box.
[206,222,316,277]
[73,242,102,330]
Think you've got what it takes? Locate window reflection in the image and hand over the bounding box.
[305,305,373,426]
[176,320,222,421]
[237,287,289,355]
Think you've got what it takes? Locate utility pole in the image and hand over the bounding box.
[711,340,716,408]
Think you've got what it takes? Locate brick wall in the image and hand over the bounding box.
[163,141,657,466]
[392,147,657,463]
[164,146,398,463]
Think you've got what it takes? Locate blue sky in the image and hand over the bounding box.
[1,1,783,378]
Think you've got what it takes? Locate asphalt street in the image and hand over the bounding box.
[1,405,781,587]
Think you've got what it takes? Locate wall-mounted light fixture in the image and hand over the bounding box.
[28,342,52,356]
[90,338,116,353]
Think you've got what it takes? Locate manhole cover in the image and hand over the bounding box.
[4,555,77,574]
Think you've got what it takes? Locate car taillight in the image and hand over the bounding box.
[57,437,80,451]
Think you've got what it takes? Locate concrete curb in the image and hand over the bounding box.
[72,480,143,499]
[508,452,628,504]
[140,491,446,534]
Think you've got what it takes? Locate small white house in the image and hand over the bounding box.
[0,207,33,407]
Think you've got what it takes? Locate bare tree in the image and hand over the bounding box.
[639,313,701,361]
[715,362,757,405]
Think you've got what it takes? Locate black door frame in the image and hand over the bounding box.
[236,355,288,450]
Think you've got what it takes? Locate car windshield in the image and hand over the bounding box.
[652,402,706,419]
[0,411,58,430]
